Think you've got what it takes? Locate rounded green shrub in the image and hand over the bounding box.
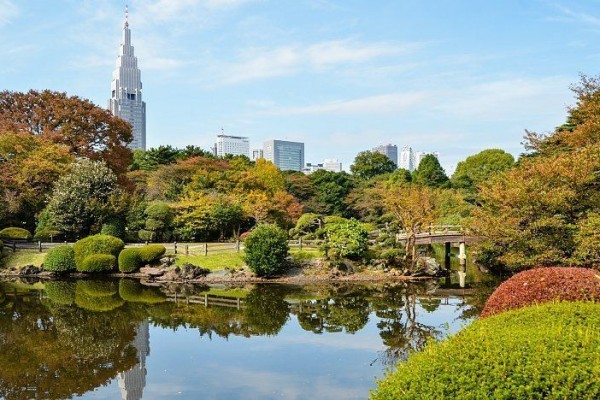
[118,248,143,273]
[79,254,117,273]
[325,219,368,260]
[44,281,76,305]
[244,224,289,277]
[138,244,166,264]
[73,234,124,271]
[118,279,166,304]
[138,229,155,242]
[44,245,76,273]
[0,227,32,240]
[372,302,600,400]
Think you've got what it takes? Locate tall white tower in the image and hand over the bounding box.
[109,6,146,150]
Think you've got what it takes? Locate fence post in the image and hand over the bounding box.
[185,244,189,255]
[299,237,303,250]
[204,242,208,256]
[38,240,42,253]
[236,240,240,253]
[174,241,178,255]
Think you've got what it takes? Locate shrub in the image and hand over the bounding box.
[73,234,124,270]
[0,227,32,240]
[44,245,76,273]
[138,229,155,242]
[372,302,600,400]
[244,224,289,277]
[118,248,143,273]
[44,281,76,305]
[325,219,369,260]
[481,267,600,317]
[138,244,166,264]
[119,279,166,304]
[79,254,117,273]
[100,218,125,239]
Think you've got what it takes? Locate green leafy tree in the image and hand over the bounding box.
[325,219,369,260]
[140,202,174,242]
[307,170,354,216]
[43,159,119,238]
[350,150,396,180]
[451,149,514,190]
[244,224,289,277]
[413,155,449,188]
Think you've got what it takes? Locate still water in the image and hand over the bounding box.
[0,273,494,400]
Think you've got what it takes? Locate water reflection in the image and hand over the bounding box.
[0,278,491,399]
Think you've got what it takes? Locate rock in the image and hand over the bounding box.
[158,264,210,281]
[411,257,442,277]
[18,265,41,276]
[160,256,174,266]
[140,267,165,277]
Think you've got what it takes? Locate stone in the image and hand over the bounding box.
[160,256,174,266]
[411,257,442,277]
[18,265,41,276]
[140,267,165,277]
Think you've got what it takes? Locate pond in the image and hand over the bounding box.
[0,268,496,399]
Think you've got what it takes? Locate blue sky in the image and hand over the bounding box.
[1,0,598,173]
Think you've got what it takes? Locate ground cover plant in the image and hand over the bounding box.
[480,267,600,317]
[371,302,600,400]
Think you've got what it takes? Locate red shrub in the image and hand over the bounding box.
[481,267,600,318]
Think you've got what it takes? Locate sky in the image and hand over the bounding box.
[1,0,599,173]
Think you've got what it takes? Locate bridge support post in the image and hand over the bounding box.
[458,242,466,264]
[444,242,451,270]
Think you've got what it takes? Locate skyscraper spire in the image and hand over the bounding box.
[108,5,146,150]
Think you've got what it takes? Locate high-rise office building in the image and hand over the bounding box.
[322,159,342,172]
[215,134,250,158]
[109,7,146,150]
[252,149,264,161]
[399,146,414,171]
[263,140,305,171]
[413,151,440,169]
[373,144,398,166]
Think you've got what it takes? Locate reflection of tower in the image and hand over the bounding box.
[118,320,149,400]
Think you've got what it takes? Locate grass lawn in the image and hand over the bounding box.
[1,249,47,269]
[174,252,245,271]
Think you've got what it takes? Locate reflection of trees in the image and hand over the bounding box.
[295,286,371,334]
[370,283,442,367]
[0,282,140,400]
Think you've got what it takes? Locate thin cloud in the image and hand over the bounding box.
[0,0,18,26]
[550,3,600,28]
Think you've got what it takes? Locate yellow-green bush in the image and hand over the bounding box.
[79,254,117,273]
[118,248,142,273]
[138,244,166,264]
[44,245,76,273]
[372,302,600,400]
[73,234,124,271]
[0,227,32,240]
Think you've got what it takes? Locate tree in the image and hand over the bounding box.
[412,155,449,188]
[350,150,396,180]
[451,149,514,190]
[139,202,174,242]
[325,219,369,261]
[307,170,354,216]
[379,183,440,268]
[0,90,132,179]
[0,131,73,228]
[43,159,119,238]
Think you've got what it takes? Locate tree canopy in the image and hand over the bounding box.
[412,155,449,188]
[451,149,514,190]
[350,150,396,180]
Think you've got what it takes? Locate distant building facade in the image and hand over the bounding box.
[413,151,440,170]
[322,159,342,172]
[251,149,264,161]
[373,144,398,167]
[399,146,414,171]
[215,134,250,158]
[109,8,146,150]
[263,140,305,171]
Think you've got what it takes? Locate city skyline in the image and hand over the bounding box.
[3,1,598,172]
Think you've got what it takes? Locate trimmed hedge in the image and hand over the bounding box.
[79,254,117,273]
[372,302,600,400]
[138,244,166,264]
[0,227,32,240]
[244,224,289,277]
[481,267,600,317]
[44,245,76,273]
[73,234,124,271]
[118,248,143,273]
[119,279,166,304]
